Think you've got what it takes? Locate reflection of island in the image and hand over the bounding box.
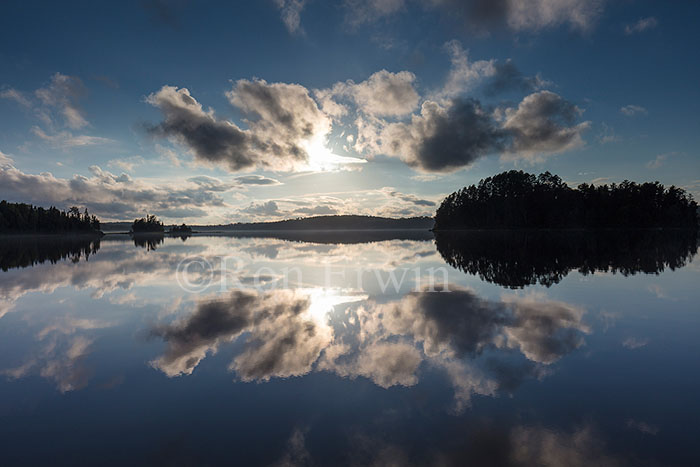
[435,229,699,288]
[167,223,192,241]
[132,233,164,251]
[0,236,101,271]
[199,229,434,244]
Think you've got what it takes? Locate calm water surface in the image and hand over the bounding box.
[1,232,699,466]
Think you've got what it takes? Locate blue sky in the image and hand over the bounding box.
[1,0,698,222]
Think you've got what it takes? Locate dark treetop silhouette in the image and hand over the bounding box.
[435,229,699,288]
[168,223,192,234]
[130,214,165,233]
[0,201,101,234]
[434,171,698,230]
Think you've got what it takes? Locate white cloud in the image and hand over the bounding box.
[646,152,673,169]
[343,0,406,27]
[625,17,658,35]
[0,160,236,221]
[107,156,145,172]
[31,126,113,148]
[505,0,605,32]
[275,0,307,35]
[34,72,89,129]
[0,88,31,108]
[148,80,360,173]
[434,40,495,102]
[620,104,647,116]
[345,0,605,33]
[622,337,648,349]
[328,70,420,117]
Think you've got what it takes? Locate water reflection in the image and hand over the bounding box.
[435,229,699,288]
[132,233,165,250]
[195,229,435,244]
[149,286,589,410]
[0,235,100,271]
[1,234,699,465]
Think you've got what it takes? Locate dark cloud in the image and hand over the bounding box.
[502,90,590,159]
[147,80,333,172]
[234,175,282,186]
[242,201,284,217]
[483,60,545,96]
[146,86,258,171]
[414,98,507,172]
[140,0,189,29]
[384,189,436,207]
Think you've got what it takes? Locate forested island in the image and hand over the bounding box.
[130,215,164,233]
[168,223,192,234]
[0,201,102,234]
[434,171,699,230]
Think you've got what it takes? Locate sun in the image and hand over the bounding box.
[303,136,366,172]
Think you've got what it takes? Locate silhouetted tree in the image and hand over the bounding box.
[0,201,102,234]
[130,214,164,233]
[434,171,699,229]
[168,223,192,234]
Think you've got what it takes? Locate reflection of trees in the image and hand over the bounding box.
[132,233,164,251]
[435,229,699,288]
[0,236,101,271]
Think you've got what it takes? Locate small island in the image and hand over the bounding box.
[130,214,165,233]
[168,223,193,235]
[434,171,699,230]
[0,201,102,235]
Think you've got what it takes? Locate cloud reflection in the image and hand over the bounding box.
[149,286,589,409]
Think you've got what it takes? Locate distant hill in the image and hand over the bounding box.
[222,215,434,231]
[102,215,434,232]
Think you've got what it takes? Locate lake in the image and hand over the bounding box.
[1,231,699,466]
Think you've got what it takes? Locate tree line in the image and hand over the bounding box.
[434,171,699,230]
[130,214,164,233]
[0,201,101,233]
